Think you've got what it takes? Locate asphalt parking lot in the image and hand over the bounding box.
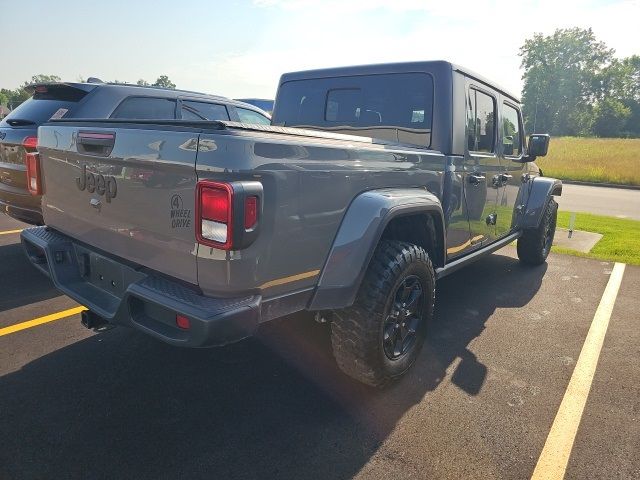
[1,214,638,480]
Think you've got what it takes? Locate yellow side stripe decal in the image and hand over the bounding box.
[447,235,485,254]
[260,270,320,289]
[0,306,87,337]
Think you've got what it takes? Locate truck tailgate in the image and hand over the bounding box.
[38,123,199,285]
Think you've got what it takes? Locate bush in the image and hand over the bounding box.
[592,98,631,138]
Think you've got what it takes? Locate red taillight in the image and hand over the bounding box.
[196,181,261,250]
[196,181,233,250]
[244,196,258,229]
[176,314,190,330]
[25,152,42,195]
[201,187,230,223]
[22,136,38,151]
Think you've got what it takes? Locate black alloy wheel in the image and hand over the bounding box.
[383,275,425,360]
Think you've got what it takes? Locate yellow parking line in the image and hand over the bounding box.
[0,306,87,337]
[0,229,23,235]
[531,262,626,480]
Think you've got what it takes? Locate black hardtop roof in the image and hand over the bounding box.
[279,60,521,103]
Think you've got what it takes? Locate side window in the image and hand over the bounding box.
[236,107,271,125]
[181,107,203,121]
[466,88,496,153]
[182,101,229,121]
[502,103,523,156]
[111,97,177,119]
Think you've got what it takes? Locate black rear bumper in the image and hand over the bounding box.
[21,226,261,347]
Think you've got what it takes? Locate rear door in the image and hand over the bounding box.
[462,85,501,248]
[39,122,200,285]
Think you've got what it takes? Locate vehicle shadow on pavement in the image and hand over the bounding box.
[0,242,61,312]
[0,252,546,480]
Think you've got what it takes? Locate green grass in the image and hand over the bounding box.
[554,211,640,265]
[536,137,640,186]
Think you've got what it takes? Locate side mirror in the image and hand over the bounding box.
[528,134,550,158]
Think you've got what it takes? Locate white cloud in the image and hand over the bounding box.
[171,0,639,99]
[3,0,637,101]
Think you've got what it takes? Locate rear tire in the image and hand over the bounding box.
[330,240,435,387]
[517,198,558,265]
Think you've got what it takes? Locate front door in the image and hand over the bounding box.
[496,100,525,238]
[462,86,501,248]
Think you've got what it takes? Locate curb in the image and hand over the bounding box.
[561,180,640,191]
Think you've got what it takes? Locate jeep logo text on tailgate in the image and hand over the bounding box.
[76,164,117,203]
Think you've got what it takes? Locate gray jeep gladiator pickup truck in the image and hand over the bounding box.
[22,61,560,386]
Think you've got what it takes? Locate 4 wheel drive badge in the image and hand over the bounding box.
[76,164,117,203]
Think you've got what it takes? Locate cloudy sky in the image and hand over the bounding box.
[1,0,638,99]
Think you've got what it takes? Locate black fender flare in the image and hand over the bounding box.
[308,188,445,310]
[516,176,562,230]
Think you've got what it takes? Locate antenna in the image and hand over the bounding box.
[532,81,539,132]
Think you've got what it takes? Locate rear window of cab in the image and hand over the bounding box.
[272,72,434,147]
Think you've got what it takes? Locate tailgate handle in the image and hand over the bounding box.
[77,131,116,157]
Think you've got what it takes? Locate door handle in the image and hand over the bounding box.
[492,173,513,187]
[77,131,116,157]
[468,174,486,186]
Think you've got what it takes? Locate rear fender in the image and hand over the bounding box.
[308,188,444,310]
[517,176,562,230]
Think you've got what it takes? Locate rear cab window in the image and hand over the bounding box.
[0,85,89,127]
[111,97,177,119]
[272,72,434,147]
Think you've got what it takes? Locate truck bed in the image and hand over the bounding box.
[36,118,446,298]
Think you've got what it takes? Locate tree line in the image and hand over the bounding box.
[0,74,176,111]
[520,27,639,138]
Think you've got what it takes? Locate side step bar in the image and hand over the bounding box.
[435,232,521,280]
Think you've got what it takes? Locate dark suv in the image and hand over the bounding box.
[0,82,270,225]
